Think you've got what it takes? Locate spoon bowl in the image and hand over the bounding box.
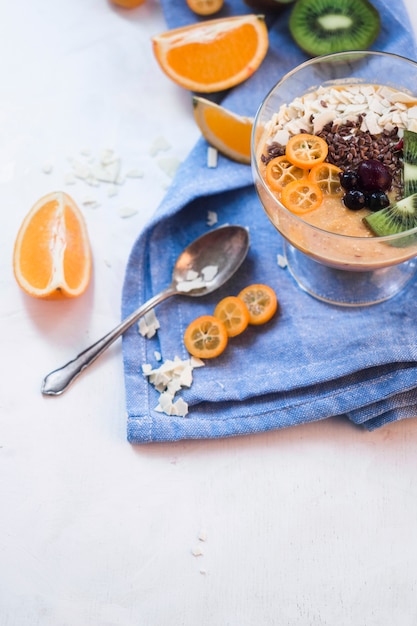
[41,225,249,395]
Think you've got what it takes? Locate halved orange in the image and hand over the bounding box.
[13,191,92,299]
[265,155,308,191]
[214,296,250,337]
[184,315,228,358]
[152,14,269,93]
[193,96,253,164]
[238,284,278,325]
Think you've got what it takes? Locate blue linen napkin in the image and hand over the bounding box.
[122,0,417,443]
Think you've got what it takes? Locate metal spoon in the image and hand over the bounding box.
[41,224,249,396]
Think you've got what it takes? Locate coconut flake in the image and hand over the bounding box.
[207,210,218,226]
[143,355,205,417]
[138,309,160,339]
[207,146,218,168]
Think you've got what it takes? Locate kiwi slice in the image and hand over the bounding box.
[289,0,380,58]
[364,193,417,246]
[403,130,417,197]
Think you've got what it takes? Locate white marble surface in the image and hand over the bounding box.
[2,1,417,624]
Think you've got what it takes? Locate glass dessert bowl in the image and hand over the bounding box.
[252,50,417,306]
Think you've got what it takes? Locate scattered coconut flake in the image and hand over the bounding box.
[207,146,218,168]
[277,254,287,268]
[157,156,181,178]
[100,148,115,164]
[176,265,219,292]
[64,172,76,185]
[191,545,204,557]
[138,309,160,339]
[172,397,189,417]
[186,269,199,281]
[207,210,218,226]
[198,529,208,542]
[72,160,91,181]
[118,206,138,219]
[199,569,207,575]
[91,159,121,184]
[176,277,205,293]
[82,195,100,208]
[107,185,119,197]
[201,265,218,282]
[143,355,205,417]
[190,356,205,368]
[149,136,171,156]
[126,168,145,178]
[42,162,53,174]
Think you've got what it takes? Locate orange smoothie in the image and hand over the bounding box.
[255,83,417,270]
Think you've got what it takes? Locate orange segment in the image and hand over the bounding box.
[281,179,323,215]
[265,155,308,191]
[184,315,228,358]
[237,284,278,325]
[214,296,250,337]
[286,134,328,169]
[308,162,342,195]
[193,96,253,164]
[13,191,92,299]
[152,14,269,93]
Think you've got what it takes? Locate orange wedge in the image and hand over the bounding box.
[193,96,253,163]
[152,14,269,93]
[13,191,92,299]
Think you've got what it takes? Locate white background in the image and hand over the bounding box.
[2,1,417,624]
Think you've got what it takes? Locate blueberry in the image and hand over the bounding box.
[339,170,359,191]
[343,190,367,211]
[357,159,392,192]
[366,191,390,212]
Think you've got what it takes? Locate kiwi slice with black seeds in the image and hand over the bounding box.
[403,130,417,197]
[364,193,417,245]
[289,0,380,58]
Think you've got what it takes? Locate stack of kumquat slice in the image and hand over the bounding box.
[266,133,342,215]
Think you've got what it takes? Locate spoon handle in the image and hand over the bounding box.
[41,285,176,396]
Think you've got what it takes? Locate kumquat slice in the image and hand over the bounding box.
[308,162,342,195]
[281,179,323,215]
[265,155,308,191]
[184,315,228,359]
[286,133,328,169]
[214,296,250,337]
[237,284,278,326]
